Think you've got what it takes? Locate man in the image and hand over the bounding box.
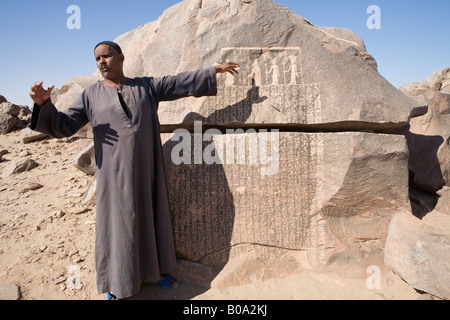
[29,41,239,300]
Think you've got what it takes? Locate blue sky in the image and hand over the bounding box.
[0,0,448,106]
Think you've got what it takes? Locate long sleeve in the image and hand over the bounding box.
[153,66,217,102]
[30,91,89,139]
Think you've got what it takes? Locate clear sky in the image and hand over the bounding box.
[0,0,448,106]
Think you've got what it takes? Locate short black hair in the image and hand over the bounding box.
[94,41,123,55]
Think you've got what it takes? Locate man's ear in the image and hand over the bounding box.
[119,54,125,63]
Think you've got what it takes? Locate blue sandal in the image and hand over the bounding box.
[107,292,119,300]
[156,275,179,290]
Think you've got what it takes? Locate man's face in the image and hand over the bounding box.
[94,44,124,80]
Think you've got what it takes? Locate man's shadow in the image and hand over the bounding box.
[91,123,119,170]
[132,80,267,299]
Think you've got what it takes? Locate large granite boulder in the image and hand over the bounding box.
[46,0,430,289]
[111,0,424,129]
[51,0,424,130]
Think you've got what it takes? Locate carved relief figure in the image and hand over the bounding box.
[267,58,280,85]
[286,55,298,85]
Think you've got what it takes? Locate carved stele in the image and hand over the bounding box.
[162,132,410,287]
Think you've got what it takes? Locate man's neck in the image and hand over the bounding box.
[103,75,128,90]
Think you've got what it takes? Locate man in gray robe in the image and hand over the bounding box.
[29,41,239,299]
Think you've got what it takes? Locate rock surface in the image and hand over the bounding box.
[21,127,48,144]
[2,158,38,179]
[401,67,450,193]
[0,283,20,300]
[0,127,425,300]
[0,102,31,134]
[162,131,410,287]
[120,0,424,128]
[385,190,450,299]
[48,0,424,130]
[0,113,17,134]
[73,143,96,176]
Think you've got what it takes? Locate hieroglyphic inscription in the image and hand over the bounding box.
[163,132,327,259]
[200,47,322,125]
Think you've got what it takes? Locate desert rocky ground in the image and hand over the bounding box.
[0,128,429,300]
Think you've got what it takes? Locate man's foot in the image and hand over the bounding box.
[156,274,179,290]
[107,292,119,300]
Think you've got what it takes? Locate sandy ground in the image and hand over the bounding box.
[0,129,426,300]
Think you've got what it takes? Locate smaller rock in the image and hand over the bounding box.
[68,207,90,215]
[14,212,27,219]
[0,113,17,134]
[1,158,38,178]
[54,210,66,218]
[385,210,450,300]
[0,102,20,117]
[21,127,48,144]
[82,178,96,206]
[0,150,7,161]
[73,142,96,176]
[68,250,79,257]
[19,105,31,117]
[21,182,44,194]
[435,186,450,215]
[19,149,30,157]
[0,283,20,300]
[53,277,66,285]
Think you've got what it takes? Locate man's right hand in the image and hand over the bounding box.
[29,81,54,107]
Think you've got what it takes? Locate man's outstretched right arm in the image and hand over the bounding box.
[29,81,88,138]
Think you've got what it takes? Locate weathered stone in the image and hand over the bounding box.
[0,283,20,300]
[385,206,450,299]
[27,182,43,191]
[439,137,450,187]
[401,67,450,193]
[0,102,21,117]
[162,131,409,286]
[317,27,378,71]
[22,127,48,144]
[73,142,96,176]
[436,186,450,215]
[82,177,97,207]
[0,150,7,162]
[0,113,17,134]
[50,75,98,111]
[155,43,422,128]
[2,158,38,178]
[50,0,424,130]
